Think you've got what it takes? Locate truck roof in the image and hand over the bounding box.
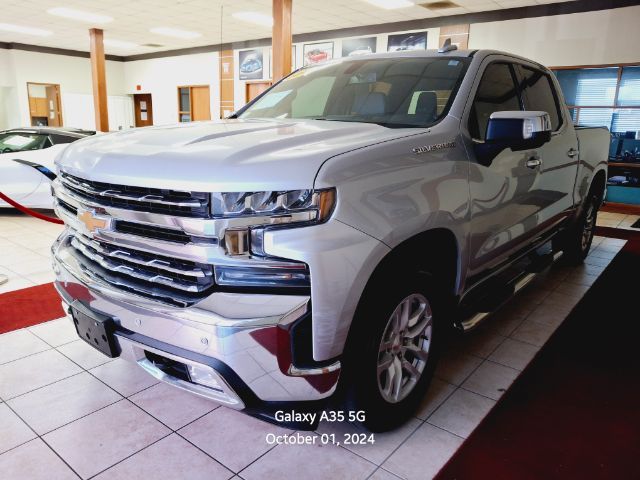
[319,48,547,71]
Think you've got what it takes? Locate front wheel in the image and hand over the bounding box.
[344,275,441,432]
[561,190,600,265]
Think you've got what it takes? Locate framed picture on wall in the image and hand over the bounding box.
[239,49,264,80]
[342,37,377,57]
[387,32,427,52]
[303,42,333,66]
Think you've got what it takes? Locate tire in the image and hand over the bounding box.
[343,273,441,432]
[561,189,601,265]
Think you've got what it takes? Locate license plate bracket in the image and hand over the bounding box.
[70,301,120,358]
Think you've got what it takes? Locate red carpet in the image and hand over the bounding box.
[0,283,65,334]
[435,228,640,480]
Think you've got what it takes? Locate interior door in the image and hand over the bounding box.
[465,61,544,279]
[191,86,211,121]
[246,81,272,103]
[515,64,579,228]
[45,85,62,127]
[134,94,153,127]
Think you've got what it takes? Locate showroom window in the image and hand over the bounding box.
[553,65,640,132]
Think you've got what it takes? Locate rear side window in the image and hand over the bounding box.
[516,65,562,131]
[469,63,522,140]
[51,134,78,145]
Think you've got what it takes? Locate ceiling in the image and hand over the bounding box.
[0,0,576,56]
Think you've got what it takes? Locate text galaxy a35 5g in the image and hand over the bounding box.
[51,49,609,431]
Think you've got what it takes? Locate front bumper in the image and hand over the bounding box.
[53,230,342,423]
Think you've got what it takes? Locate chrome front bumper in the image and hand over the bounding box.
[53,230,341,406]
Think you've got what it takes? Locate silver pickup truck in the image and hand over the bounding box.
[52,48,609,431]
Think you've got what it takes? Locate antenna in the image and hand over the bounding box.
[438,38,458,53]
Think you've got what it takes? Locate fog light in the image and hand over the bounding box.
[187,365,223,391]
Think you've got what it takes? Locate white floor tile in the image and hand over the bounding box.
[489,338,540,371]
[0,349,82,399]
[57,339,115,370]
[179,407,289,472]
[317,417,421,465]
[0,403,36,454]
[0,439,78,480]
[130,382,217,430]
[428,388,495,438]
[461,360,520,400]
[434,351,483,386]
[241,439,376,480]
[89,358,158,397]
[415,377,457,420]
[382,423,463,480]
[28,318,77,347]
[43,400,170,479]
[0,329,50,365]
[7,372,122,435]
[92,433,232,480]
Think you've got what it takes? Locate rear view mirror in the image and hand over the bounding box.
[475,111,552,166]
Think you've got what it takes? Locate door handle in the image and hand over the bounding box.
[567,148,579,158]
[526,156,542,169]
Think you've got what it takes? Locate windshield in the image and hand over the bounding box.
[0,133,50,153]
[238,56,470,128]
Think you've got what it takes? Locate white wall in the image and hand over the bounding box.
[0,49,19,129]
[122,52,220,125]
[469,5,640,66]
[0,49,127,129]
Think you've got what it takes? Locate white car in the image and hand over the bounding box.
[0,127,94,209]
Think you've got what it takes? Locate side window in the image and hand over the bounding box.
[469,63,521,141]
[517,65,562,131]
[50,134,76,145]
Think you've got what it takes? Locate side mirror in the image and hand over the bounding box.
[475,111,552,166]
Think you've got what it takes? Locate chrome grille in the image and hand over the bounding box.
[68,232,214,306]
[60,172,210,218]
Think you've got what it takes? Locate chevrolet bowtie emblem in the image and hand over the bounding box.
[77,209,109,233]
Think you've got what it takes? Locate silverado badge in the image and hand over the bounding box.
[412,141,456,154]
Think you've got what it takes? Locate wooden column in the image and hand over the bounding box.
[272,0,292,82]
[219,49,235,118]
[89,28,109,132]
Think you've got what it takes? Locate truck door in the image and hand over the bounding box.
[463,60,544,281]
[514,64,579,228]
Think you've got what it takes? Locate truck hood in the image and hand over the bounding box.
[56,119,419,192]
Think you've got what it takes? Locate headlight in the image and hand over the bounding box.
[212,188,334,221]
[212,188,335,288]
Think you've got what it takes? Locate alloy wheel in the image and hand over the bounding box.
[377,293,433,403]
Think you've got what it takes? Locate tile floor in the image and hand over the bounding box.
[0,211,629,480]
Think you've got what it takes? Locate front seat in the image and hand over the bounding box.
[415,91,438,123]
[357,92,386,116]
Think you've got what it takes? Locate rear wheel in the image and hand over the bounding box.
[344,274,441,432]
[561,189,601,265]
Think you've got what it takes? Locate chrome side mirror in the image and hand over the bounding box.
[487,111,552,143]
[475,111,552,166]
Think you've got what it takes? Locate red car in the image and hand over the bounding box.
[306,49,329,64]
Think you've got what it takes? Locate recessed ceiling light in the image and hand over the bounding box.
[103,38,139,50]
[0,23,53,36]
[47,7,113,24]
[232,12,274,27]
[150,27,202,39]
[364,0,414,9]
[420,1,459,9]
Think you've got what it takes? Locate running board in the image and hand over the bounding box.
[458,250,564,332]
